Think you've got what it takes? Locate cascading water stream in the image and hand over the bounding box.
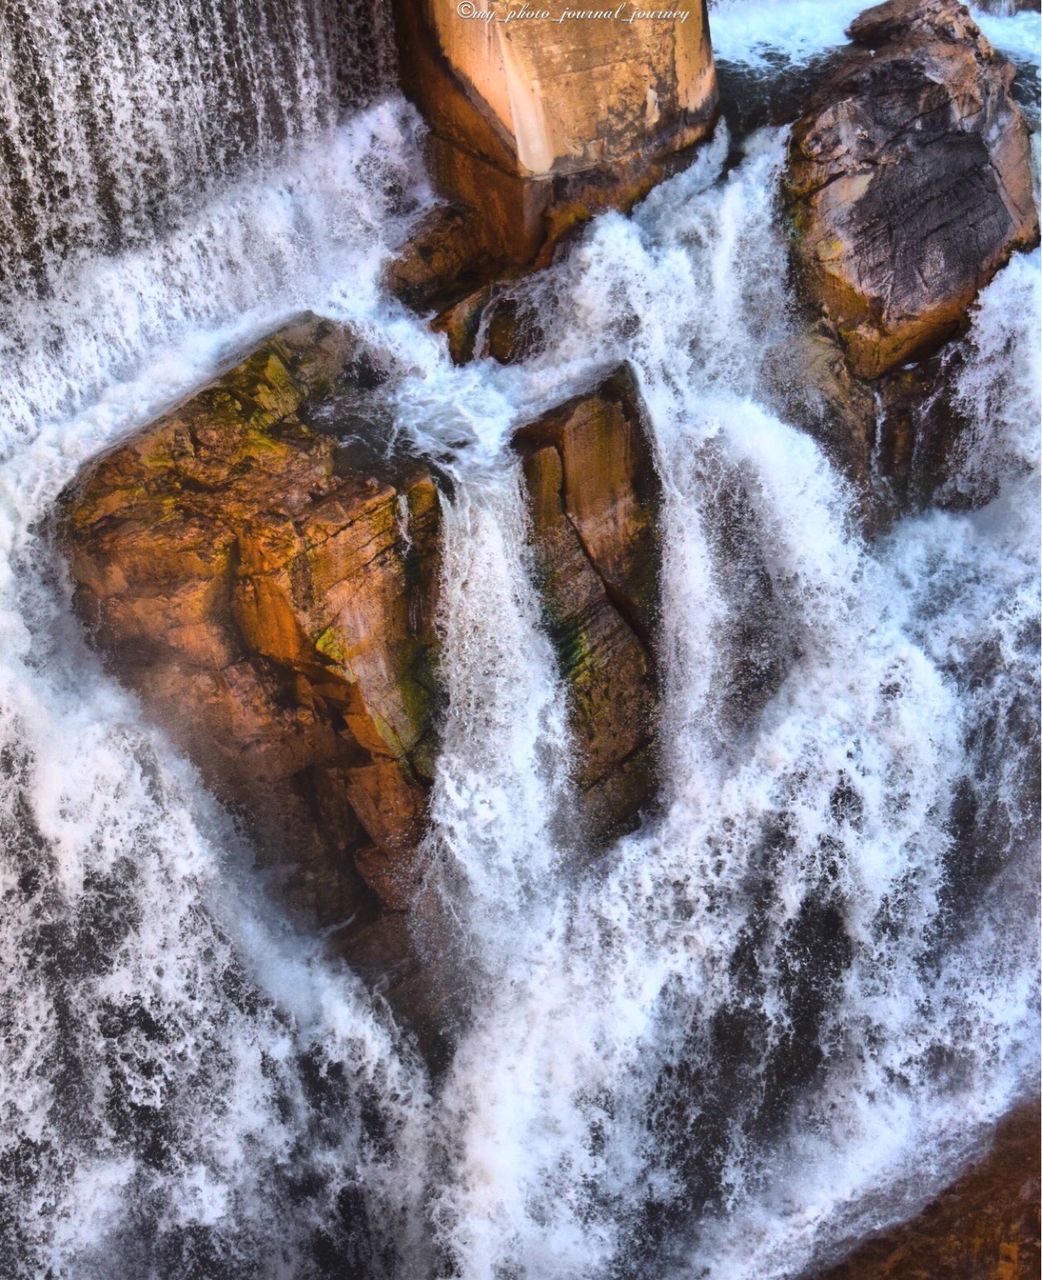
[0,1,1038,1278]
[419,119,1040,1278]
[0,0,395,307]
[416,473,575,973]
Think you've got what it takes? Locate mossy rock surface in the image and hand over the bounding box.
[59,313,444,923]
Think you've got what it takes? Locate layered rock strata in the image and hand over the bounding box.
[58,315,443,926]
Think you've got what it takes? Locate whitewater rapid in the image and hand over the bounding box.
[0,2,1038,1278]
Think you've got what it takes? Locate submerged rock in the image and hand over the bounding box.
[785,0,1038,380]
[514,367,661,842]
[764,324,973,529]
[58,315,443,927]
[810,1100,1040,1280]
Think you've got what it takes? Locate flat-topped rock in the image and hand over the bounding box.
[391,0,719,273]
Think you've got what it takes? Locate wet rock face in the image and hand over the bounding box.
[384,204,500,315]
[391,0,718,275]
[785,0,1038,380]
[430,283,548,365]
[514,367,661,842]
[59,326,668,981]
[396,0,716,180]
[764,325,973,531]
[810,1100,1041,1280]
[58,315,443,925]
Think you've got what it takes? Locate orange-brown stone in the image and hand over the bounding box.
[514,366,661,839]
[812,1100,1040,1280]
[59,314,443,926]
[388,0,719,291]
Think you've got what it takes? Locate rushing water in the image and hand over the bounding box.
[0,0,395,306]
[0,2,1038,1278]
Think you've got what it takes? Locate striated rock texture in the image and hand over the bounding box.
[58,315,443,924]
[397,0,716,179]
[391,0,718,279]
[811,1100,1040,1280]
[515,367,661,841]
[59,324,668,987]
[785,0,1038,380]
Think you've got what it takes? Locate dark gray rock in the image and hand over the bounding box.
[785,0,1038,379]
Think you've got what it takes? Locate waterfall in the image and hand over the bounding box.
[419,122,1040,1279]
[0,0,396,306]
[0,96,439,1280]
[0,1,1038,1277]
[417,475,575,964]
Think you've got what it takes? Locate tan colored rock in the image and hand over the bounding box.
[812,1100,1040,1280]
[430,284,495,363]
[56,321,682,1060]
[514,366,661,839]
[397,0,716,178]
[785,0,1038,380]
[58,315,443,924]
[391,0,718,272]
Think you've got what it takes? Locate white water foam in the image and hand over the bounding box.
[417,475,575,972]
[708,0,1041,68]
[708,0,867,66]
[0,0,395,305]
[0,9,1038,1280]
[417,127,1041,1279]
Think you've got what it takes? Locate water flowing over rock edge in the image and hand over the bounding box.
[0,2,1037,1278]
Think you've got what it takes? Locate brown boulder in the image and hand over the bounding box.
[385,204,500,315]
[514,367,661,840]
[58,315,443,926]
[785,0,1038,380]
[390,0,718,278]
[58,325,675,1044]
[430,283,548,365]
[810,1100,1040,1280]
[429,285,495,363]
